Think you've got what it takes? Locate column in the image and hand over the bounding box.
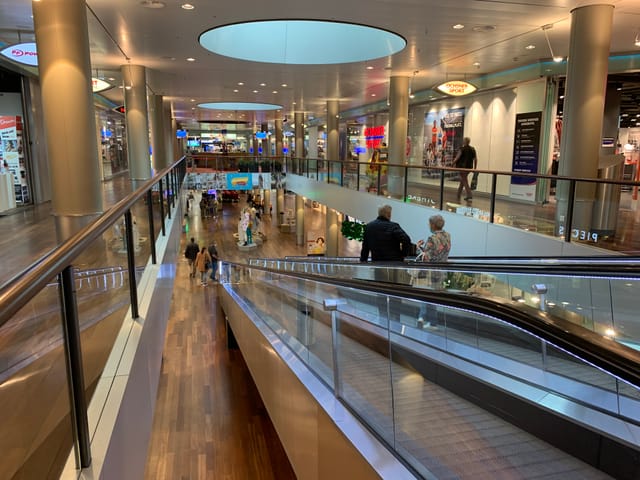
[327,100,339,182]
[294,112,305,158]
[261,122,269,156]
[33,0,103,240]
[150,94,167,171]
[295,194,305,246]
[325,208,339,257]
[263,189,271,215]
[164,103,175,167]
[276,189,285,225]
[275,116,283,157]
[387,76,410,198]
[556,4,614,233]
[122,64,151,181]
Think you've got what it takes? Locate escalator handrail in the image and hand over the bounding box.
[257,256,640,278]
[226,261,640,390]
[0,157,186,328]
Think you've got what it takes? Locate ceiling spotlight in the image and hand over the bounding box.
[125,85,132,90]
[186,57,195,62]
[525,44,536,50]
[409,93,415,99]
[238,82,244,86]
[260,82,266,86]
[233,89,239,93]
[553,56,563,62]
[473,61,480,68]
[281,83,288,87]
[272,90,278,94]
[253,90,259,93]
[181,3,195,9]
[453,24,464,30]
[366,66,374,70]
[190,98,195,102]
[371,93,376,97]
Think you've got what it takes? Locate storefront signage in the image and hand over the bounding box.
[0,42,38,66]
[255,132,267,139]
[510,111,542,200]
[91,78,113,93]
[364,126,385,149]
[557,226,599,243]
[435,80,477,97]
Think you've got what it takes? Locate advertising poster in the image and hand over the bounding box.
[423,108,465,176]
[0,116,28,204]
[252,173,271,189]
[226,173,252,190]
[307,232,326,256]
[0,116,17,141]
[510,112,542,200]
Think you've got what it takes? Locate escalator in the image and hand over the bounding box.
[224,258,640,479]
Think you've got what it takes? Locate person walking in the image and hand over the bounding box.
[453,137,477,201]
[184,237,200,278]
[415,214,451,329]
[195,246,212,286]
[360,204,411,262]
[208,241,219,282]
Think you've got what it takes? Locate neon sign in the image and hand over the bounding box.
[0,42,38,66]
[436,80,477,97]
[364,125,385,149]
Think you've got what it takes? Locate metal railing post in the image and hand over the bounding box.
[564,179,577,243]
[146,190,157,264]
[158,178,166,236]
[490,173,497,223]
[124,210,140,319]
[59,266,91,468]
[439,169,445,210]
[377,166,382,195]
[403,167,409,202]
[165,174,172,220]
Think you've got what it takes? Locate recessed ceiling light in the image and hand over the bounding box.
[553,56,563,63]
[472,62,480,67]
[186,57,195,62]
[108,77,115,81]
[272,90,278,94]
[233,89,239,93]
[259,83,266,86]
[452,24,464,30]
[409,94,415,99]
[472,25,496,33]
[181,3,195,9]
[371,93,376,97]
[191,107,195,110]
[281,83,287,87]
[238,82,244,86]
[253,90,259,93]
[366,66,374,70]
[622,113,629,117]
[190,98,195,102]
[559,95,564,99]
[292,102,296,105]
[525,44,536,50]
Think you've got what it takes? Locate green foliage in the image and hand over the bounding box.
[341,220,366,241]
[445,271,475,290]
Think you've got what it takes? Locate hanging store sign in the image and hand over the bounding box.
[0,42,38,66]
[435,80,477,97]
[364,125,385,149]
[91,78,113,93]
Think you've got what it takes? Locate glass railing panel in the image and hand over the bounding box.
[335,289,395,445]
[0,274,74,479]
[406,168,440,207]
[611,278,640,349]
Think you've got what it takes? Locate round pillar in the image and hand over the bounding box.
[556,4,614,233]
[295,194,305,246]
[261,122,269,156]
[33,0,103,240]
[150,94,167,171]
[388,76,409,198]
[294,112,305,158]
[275,117,284,157]
[325,208,339,257]
[122,64,151,181]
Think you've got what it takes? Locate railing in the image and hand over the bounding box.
[0,157,186,476]
[180,154,640,253]
[220,261,640,479]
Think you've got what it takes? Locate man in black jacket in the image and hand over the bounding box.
[184,237,200,278]
[360,204,411,262]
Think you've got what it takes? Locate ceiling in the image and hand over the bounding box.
[1,0,640,131]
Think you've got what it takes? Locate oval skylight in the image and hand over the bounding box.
[199,20,406,64]
[198,102,282,111]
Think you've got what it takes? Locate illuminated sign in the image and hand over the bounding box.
[0,42,38,66]
[435,80,477,97]
[113,105,126,114]
[364,125,385,149]
[255,131,267,139]
[92,78,113,93]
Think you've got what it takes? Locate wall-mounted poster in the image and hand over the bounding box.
[510,112,542,200]
[0,116,28,204]
[307,232,326,256]
[226,173,252,190]
[423,108,465,177]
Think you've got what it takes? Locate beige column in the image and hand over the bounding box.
[294,112,305,158]
[275,117,284,157]
[122,64,151,181]
[261,122,269,156]
[325,208,339,257]
[163,102,174,166]
[33,0,103,240]
[388,76,410,198]
[276,189,285,224]
[150,94,167,171]
[263,189,271,215]
[295,194,305,246]
[556,4,614,233]
[171,117,181,160]
[327,100,339,182]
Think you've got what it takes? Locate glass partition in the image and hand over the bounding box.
[221,262,640,477]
